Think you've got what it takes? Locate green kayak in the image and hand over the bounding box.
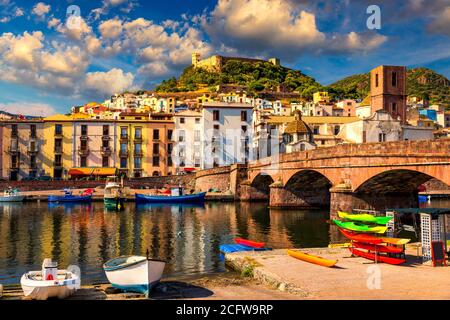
[333,219,387,234]
[338,211,392,225]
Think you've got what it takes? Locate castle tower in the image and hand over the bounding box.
[192,52,201,67]
[269,58,280,67]
[370,65,407,123]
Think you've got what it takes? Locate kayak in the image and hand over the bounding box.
[381,237,411,246]
[349,247,406,265]
[333,220,387,234]
[339,229,383,244]
[339,229,410,246]
[234,238,266,249]
[287,250,337,268]
[353,242,404,254]
[338,211,392,225]
[328,243,351,248]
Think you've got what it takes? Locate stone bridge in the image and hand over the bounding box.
[240,139,450,216]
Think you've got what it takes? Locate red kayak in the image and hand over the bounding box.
[349,247,406,265]
[353,241,404,254]
[339,228,383,245]
[235,238,266,249]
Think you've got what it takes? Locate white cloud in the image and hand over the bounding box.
[429,6,450,36]
[84,68,134,96]
[99,18,123,39]
[32,2,50,17]
[0,102,55,116]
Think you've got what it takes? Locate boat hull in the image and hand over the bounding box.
[104,256,165,295]
[234,238,266,249]
[339,229,383,244]
[48,195,92,203]
[104,197,125,210]
[135,192,206,204]
[0,195,25,202]
[349,247,406,265]
[353,241,404,254]
[287,249,338,267]
[20,272,79,300]
[333,220,387,234]
[338,211,392,225]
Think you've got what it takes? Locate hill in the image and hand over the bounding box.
[329,67,450,106]
[156,60,322,99]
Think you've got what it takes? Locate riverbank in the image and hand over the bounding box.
[224,246,450,300]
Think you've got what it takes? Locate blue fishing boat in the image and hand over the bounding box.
[135,191,206,204]
[48,189,93,203]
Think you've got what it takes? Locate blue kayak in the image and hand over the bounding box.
[135,192,206,204]
[48,195,93,203]
[219,244,272,254]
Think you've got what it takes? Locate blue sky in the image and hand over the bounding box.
[0,0,450,115]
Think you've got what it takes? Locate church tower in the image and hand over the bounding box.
[370,65,407,123]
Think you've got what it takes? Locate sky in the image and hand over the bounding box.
[0,0,450,116]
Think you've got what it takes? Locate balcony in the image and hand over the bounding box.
[10,162,19,169]
[53,161,63,168]
[78,147,90,156]
[27,145,39,155]
[8,146,19,154]
[101,147,112,156]
[80,135,89,141]
[54,131,63,138]
[102,135,111,141]
[134,150,143,157]
[119,149,129,157]
[134,136,143,143]
[54,147,63,154]
[120,134,129,141]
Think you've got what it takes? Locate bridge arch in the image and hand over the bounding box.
[250,173,275,195]
[354,168,450,194]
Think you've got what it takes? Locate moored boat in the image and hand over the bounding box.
[287,249,338,267]
[349,247,406,265]
[135,191,206,204]
[48,189,92,203]
[103,252,165,296]
[338,211,392,225]
[333,220,387,234]
[104,176,125,210]
[20,258,80,300]
[234,238,266,249]
[0,188,25,202]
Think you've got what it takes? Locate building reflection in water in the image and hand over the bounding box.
[0,201,339,285]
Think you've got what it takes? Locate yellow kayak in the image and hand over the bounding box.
[328,243,351,248]
[381,237,411,245]
[287,249,338,267]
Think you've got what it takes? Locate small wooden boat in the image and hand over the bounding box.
[48,189,92,203]
[287,249,338,267]
[20,259,80,300]
[333,220,387,234]
[353,241,404,254]
[338,211,392,225]
[349,247,406,265]
[135,192,206,204]
[103,252,165,296]
[0,188,25,202]
[234,238,266,249]
[104,176,125,210]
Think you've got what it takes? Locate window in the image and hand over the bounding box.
[178,130,185,142]
[81,125,88,136]
[80,139,87,149]
[195,158,200,167]
[120,158,127,168]
[135,127,142,139]
[241,111,247,122]
[153,143,159,155]
[392,102,397,112]
[180,117,185,124]
[241,126,247,133]
[120,143,127,152]
[134,157,142,169]
[55,154,62,166]
[167,129,173,141]
[194,130,200,142]
[194,145,200,155]
[55,124,62,135]
[121,127,127,139]
[195,118,200,124]
[313,126,319,135]
[213,124,220,130]
[135,143,142,156]
[213,110,220,121]
[11,124,18,137]
[334,126,340,135]
[30,125,36,138]
[378,133,386,142]
[153,129,159,140]
[103,125,109,136]
[30,155,36,168]
[375,73,379,87]
[102,156,109,167]
[152,156,160,167]
[392,72,397,87]
[80,156,87,167]
[102,139,109,148]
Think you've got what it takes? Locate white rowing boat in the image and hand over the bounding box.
[21,259,80,300]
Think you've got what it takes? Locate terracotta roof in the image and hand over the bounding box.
[284,111,312,134]
[359,95,371,107]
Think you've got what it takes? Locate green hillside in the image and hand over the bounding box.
[330,67,450,106]
[156,60,322,98]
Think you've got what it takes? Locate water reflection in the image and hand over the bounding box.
[8,201,446,285]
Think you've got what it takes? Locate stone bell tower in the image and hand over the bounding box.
[370,65,407,123]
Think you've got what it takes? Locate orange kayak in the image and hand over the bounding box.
[287,249,338,267]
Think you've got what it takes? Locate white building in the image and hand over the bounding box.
[173,110,203,173]
[201,102,253,169]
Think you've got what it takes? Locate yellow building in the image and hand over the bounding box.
[313,91,330,104]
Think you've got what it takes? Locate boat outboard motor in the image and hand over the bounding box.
[42,259,58,281]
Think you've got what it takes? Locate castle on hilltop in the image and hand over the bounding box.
[192,52,281,72]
